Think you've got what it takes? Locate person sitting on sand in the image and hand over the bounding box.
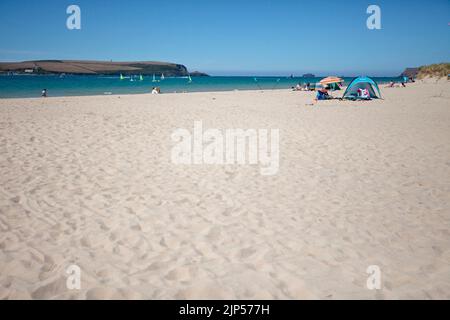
[386,81,395,88]
[41,89,47,97]
[293,83,302,91]
[151,87,160,94]
[315,87,331,101]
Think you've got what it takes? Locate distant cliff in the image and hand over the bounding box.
[0,60,192,76]
[400,68,420,79]
[190,71,210,77]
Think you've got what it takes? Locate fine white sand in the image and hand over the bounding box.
[0,80,449,299]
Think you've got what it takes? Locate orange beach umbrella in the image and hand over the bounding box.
[319,76,344,85]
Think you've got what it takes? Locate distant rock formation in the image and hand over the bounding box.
[400,68,420,79]
[302,73,315,78]
[0,60,191,76]
[190,71,210,77]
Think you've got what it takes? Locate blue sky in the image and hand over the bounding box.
[0,0,448,76]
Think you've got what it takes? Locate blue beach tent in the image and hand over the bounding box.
[342,77,382,100]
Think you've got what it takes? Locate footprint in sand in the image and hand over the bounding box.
[31,277,67,299]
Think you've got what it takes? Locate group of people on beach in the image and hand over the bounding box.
[292,82,338,101]
[38,78,409,99]
[386,76,415,88]
[313,86,370,101]
[293,82,312,91]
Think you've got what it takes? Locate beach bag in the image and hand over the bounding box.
[316,90,328,100]
[358,88,370,99]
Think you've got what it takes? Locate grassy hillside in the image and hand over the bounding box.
[417,63,450,79]
[0,60,190,76]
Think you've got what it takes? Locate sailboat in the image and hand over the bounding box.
[161,73,165,80]
[188,74,193,83]
[152,74,159,83]
[139,74,144,81]
[120,74,125,80]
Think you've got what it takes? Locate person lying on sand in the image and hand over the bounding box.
[386,81,406,88]
[386,81,395,88]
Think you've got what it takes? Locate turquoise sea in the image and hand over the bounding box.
[0,74,401,99]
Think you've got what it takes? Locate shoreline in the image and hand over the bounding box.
[0,75,405,100]
[0,78,445,101]
[0,88,296,101]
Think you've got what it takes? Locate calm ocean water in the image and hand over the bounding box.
[0,75,401,99]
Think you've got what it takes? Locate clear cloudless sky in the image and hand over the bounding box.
[0,0,449,76]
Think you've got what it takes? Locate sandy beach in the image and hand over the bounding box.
[0,80,449,300]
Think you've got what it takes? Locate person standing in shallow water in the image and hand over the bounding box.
[41,89,47,97]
